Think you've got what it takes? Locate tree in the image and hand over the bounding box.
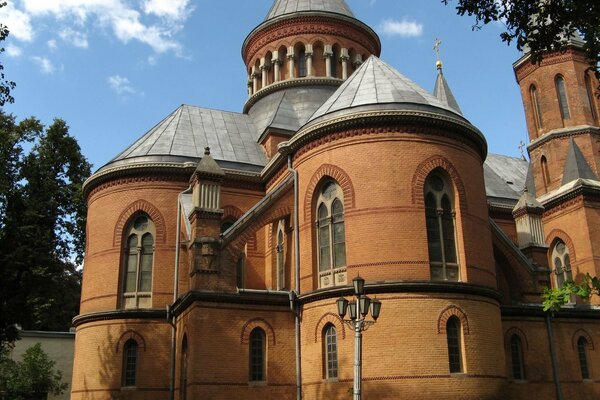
[442,0,600,78]
[0,1,15,106]
[0,343,68,400]
[0,112,91,351]
[542,274,600,311]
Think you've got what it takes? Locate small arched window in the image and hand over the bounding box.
[298,48,307,77]
[123,339,138,387]
[331,47,339,78]
[122,214,155,309]
[316,181,347,288]
[180,336,188,400]
[276,221,285,290]
[446,317,463,373]
[323,324,338,379]
[510,334,526,380]
[424,172,458,281]
[249,328,266,382]
[530,84,543,131]
[555,75,571,122]
[585,73,598,124]
[541,156,550,189]
[578,337,591,379]
[551,240,572,288]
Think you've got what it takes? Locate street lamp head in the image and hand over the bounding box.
[353,275,365,296]
[370,298,382,321]
[336,297,348,318]
[359,295,371,317]
[348,301,358,320]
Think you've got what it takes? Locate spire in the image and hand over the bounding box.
[432,39,463,116]
[524,161,537,197]
[561,139,598,185]
[195,147,225,179]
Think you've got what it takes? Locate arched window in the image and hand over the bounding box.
[123,339,138,387]
[530,84,543,131]
[585,73,598,124]
[551,240,573,287]
[446,317,463,373]
[555,75,570,122]
[249,328,266,381]
[122,214,155,309]
[276,220,285,290]
[180,336,188,400]
[331,47,339,78]
[424,172,458,281]
[316,181,347,288]
[510,334,525,380]
[578,337,591,379]
[221,220,235,234]
[298,48,307,77]
[323,324,338,379]
[541,156,550,189]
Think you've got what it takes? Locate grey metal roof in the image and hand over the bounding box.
[248,86,338,136]
[265,0,354,20]
[561,138,598,185]
[484,153,529,201]
[102,105,267,171]
[434,68,463,115]
[308,56,464,123]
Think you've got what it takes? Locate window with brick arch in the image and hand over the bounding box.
[323,324,338,379]
[180,336,188,400]
[541,156,550,190]
[551,240,574,303]
[555,75,571,122]
[446,316,463,373]
[249,328,266,382]
[316,181,347,288]
[530,84,543,132]
[424,171,459,281]
[122,339,138,387]
[510,334,526,380]
[276,220,285,290]
[122,214,155,309]
[578,336,591,380]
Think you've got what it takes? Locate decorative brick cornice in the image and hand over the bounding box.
[542,185,600,218]
[513,47,590,82]
[171,291,290,317]
[527,126,600,153]
[72,309,167,327]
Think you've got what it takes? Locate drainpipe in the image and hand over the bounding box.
[546,312,563,400]
[170,187,190,400]
[287,155,302,400]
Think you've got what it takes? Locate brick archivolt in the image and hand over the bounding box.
[504,327,529,351]
[411,155,468,213]
[303,163,355,223]
[314,312,346,342]
[115,330,146,353]
[223,205,244,221]
[240,318,276,346]
[572,329,594,351]
[437,305,470,335]
[545,228,576,261]
[113,199,167,247]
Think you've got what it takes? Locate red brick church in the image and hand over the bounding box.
[71,1,600,399]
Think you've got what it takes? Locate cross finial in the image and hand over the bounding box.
[518,141,526,160]
[204,147,210,156]
[434,38,443,70]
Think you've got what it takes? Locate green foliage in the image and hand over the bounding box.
[0,343,68,400]
[0,111,91,350]
[542,273,600,311]
[442,0,600,79]
[0,1,15,106]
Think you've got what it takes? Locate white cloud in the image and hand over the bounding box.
[47,39,58,50]
[31,56,55,74]
[5,44,23,57]
[59,28,88,48]
[108,75,135,95]
[2,0,192,55]
[380,18,424,38]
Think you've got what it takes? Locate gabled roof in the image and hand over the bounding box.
[434,68,462,115]
[265,0,354,20]
[561,138,598,184]
[101,105,267,172]
[308,56,464,123]
[484,153,529,205]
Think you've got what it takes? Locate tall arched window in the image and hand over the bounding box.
[446,316,463,373]
[276,220,285,290]
[331,46,339,78]
[551,240,572,287]
[424,172,458,281]
[585,72,598,124]
[316,181,347,288]
[249,328,266,382]
[578,337,591,379]
[122,339,138,387]
[555,75,570,122]
[122,214,155,309]
[541,156,550,190]
[180,336,188,400]
[323,324,338,379]
[530,84,543,131]
[510,334,525,380]
[298,48,307,77]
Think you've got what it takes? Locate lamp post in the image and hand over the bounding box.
[336,276,382,400]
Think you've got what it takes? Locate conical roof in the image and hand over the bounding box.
[308,56,465,123]
[265,0,354,20]
[434,68,463,115]
[561,138,598,185]
[195,147,225,178]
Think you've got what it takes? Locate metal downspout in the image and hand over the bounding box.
[546,313,563,400]
[288,155,302,400]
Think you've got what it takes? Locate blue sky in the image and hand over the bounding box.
[0,0,528,171]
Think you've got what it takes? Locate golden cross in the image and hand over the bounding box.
[519,140,527,160]
[433,38,442,62]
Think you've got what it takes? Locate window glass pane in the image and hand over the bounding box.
[123,340,137,386]
[325,325,338,378]
[446,318,462,373]
[318,203,329,219]
[139,234,153,291]
[441,196,456,264]
[250,329,265,381]
[331,49,338,77]
[578,338,590,379]
[531,85,543,130]
[125,235,138,292]
[556,76,570,120]
[510,335,525,380]
[299,50,306,77]
[425,194,442,262]
[319,224,331,271]
[333,215,346,268]
[322,182,337,200]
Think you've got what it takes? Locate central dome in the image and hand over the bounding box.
[265,0,354,20]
